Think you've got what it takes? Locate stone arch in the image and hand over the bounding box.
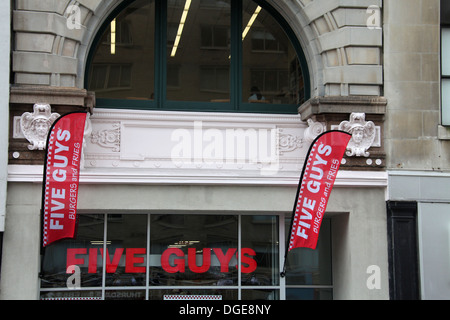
[13,0,382,98]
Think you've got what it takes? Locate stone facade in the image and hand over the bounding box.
[11,0,387,169]
[9,0,441,300]
[384,0,450,171]
[13,0,383,97]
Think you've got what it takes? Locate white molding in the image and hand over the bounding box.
[388,170,450,178]
[8,109,388,188]
[7,164,388,187]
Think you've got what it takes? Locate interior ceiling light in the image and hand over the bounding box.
[171,0,192,57]
[111,18,116,55]
[242,6,262,40]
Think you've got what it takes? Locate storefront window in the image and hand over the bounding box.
[284,218,333,300]
[39,213,330,300]
[40,214,105,289]
[105,214,147,287]
[150,214,238,287]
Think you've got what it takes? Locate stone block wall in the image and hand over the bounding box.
[384,0,450,171]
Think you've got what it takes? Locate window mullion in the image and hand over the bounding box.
[231,0,242,111]
[155,0,167,109]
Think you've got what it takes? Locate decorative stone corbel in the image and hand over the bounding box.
[304,118,326,143]
[20,103,60,150]
[338,112,376,157]
[80,113,92,169]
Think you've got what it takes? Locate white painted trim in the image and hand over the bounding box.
[8,164,388,187]
[388,170,450,178]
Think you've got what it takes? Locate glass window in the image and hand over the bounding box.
[241,215,279,287]
[86,0,308,113]
[40,213,291,300]
[40,214,105,289]
[242,0,304,106]
[105,214,147,287]
[442,28,450,125]
[150,214,238,287]
[284,218,332,300]
[87,0,155,101]
[441,1,450,125]
[166,0,231,102]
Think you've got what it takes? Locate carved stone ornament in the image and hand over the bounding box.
[338,112,376,157]
[304,119,326,143]
[279,132,303,154]
[90,123,121,152]
[20,104,60,150]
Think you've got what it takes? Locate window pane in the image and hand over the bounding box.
[286,288,332,300]
[242,1,304,105]
[150,215,238,286]
[40,214,105,289]
[167,0,231,102]
[442,0,450,25]
[442,79,450,125]
[241,215,279,286]
[442,28,450,75]
[241,289,279,300]
[285,219,332,286]
[105,214,148,287]
[87,0,155,100]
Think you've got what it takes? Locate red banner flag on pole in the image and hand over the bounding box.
[288,130,351,251]
[41,112,87,247]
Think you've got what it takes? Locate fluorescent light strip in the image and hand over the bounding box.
[111,18,116,55]
[229,5,263,59]
[242,6,262,40]
[171,0,192,57]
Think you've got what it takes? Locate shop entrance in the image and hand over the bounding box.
[40,213,331,300]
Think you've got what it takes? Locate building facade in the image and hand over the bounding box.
[0,0,447,300]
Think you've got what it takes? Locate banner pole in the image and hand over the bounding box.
[39,113,61,276]
[280,131,322,278]
[280,130,351,277]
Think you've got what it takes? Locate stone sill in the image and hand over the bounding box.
[10,85,95,111]
[298,96,387,121]
[438,125,450,140]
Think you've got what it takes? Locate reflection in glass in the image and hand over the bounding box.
[242,0,304,105]
[87,0,155,100]
[241,215,279,286]
[150,214,238,286]
[167,0,231,102]
[241,289,279,300]
[40,214,105,288]
[286,288,332,300]
[285,219,332,286]
[106,214,147,287]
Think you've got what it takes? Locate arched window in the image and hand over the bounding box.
[86,0,309,114]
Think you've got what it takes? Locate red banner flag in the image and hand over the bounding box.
[42,112,87,247]
[288,131,351,250]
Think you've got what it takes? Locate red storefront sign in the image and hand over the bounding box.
[66,247,257,274]
[288,131,351,251]
[42,112,87,247]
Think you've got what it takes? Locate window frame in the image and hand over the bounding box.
[441,0,450,126]
[441,26,450,126]
[84,0,310,114]
[39,212,333,300]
